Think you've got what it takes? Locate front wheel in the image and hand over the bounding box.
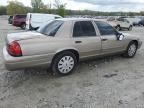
[123,42,137,58]
[51,51,78,75]
[128,26,132,31]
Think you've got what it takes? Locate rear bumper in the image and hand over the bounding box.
[12,23,21,27]
[12,21,24,27]
[2,47,53,71]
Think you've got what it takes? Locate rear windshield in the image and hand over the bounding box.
[37,20,63,36]
[15,15,26,18]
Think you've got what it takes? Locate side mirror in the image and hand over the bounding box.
[115,31,124,41]
[118,34,124,41]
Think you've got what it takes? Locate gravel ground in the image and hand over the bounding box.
[0,16,144,108]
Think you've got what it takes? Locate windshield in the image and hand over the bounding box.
[107,17,115,21]
[37,20,64,36]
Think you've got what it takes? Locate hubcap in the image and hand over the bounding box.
[128,44,136,56]
[58,56,75,74]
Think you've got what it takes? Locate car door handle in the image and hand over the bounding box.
[102,39,108,41]
[75,41,82,43]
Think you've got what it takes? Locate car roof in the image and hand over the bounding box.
[56,18,106,22]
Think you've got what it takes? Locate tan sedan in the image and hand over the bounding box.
[3,18,142,75]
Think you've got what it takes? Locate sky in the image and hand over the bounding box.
[1,0,144,12]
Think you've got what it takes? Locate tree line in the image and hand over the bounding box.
[0,0,144,17]
[0,0,66,17]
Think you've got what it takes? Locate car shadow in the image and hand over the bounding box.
[1,54,125,90]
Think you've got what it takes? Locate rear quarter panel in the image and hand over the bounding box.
[19,20,75,57]
[19,37,75,56]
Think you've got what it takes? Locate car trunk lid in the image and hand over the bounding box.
[6,31,44,43]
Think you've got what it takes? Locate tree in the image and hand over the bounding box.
[47,2,52,13]
[54,0,66,17]
[31,0,44,12]
[0,6,6,15]
[140,11,144,16]
[7,1,27,15]
[39,4,48,13]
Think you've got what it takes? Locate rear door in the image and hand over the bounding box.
[94,21,125,54]
[72,21,101,58]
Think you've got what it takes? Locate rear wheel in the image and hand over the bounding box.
[123,41,137,58]
[21,23,26,30]
[51,51,78,75]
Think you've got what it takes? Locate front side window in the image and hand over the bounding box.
[95,21,116,36]
[37,20,63,36]
[73,21,96,37]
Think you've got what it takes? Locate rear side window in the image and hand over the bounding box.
[95,21,115,36]
[37,20,63,36]
[73,21,96,37]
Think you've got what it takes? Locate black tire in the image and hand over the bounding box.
[51,51,78,75]
[21,23,26,30]
[128,25,132,31]
[10,19,13,24]
[123,41,137,58]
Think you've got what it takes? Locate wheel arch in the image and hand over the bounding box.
[52,48,80,64]
[131,40,138,48]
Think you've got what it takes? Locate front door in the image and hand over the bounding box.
[94,21,125,54]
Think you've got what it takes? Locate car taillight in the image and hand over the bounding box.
[7,41,22,57]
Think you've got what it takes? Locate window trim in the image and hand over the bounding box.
[72,20,97,38]
[37,20,64,37]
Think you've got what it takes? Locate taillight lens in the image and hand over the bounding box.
[7,41,22,57]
